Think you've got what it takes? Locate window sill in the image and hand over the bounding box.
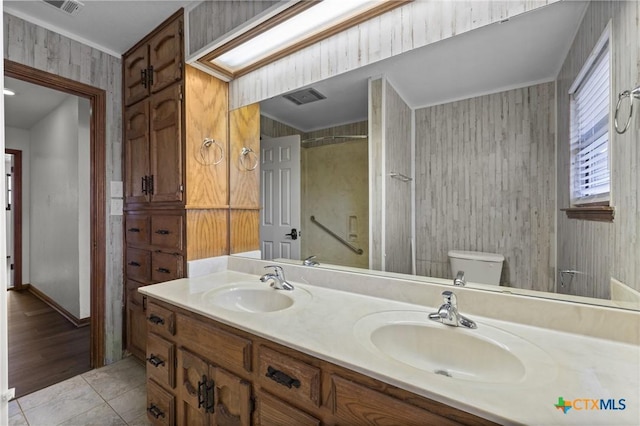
[562,206,614,222]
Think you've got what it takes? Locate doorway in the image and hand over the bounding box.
[4,61,106,374]
[4,149,21,290]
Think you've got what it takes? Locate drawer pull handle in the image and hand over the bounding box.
[155,229,170,235]
[148,314,165,325]
[266,366,300,389]
[127,227,141,233]
[156,268,171,274]
[147,404,165,419]
[206,380,215,413]
[146,355,165,368]
[128,261,141,267]
[197,375,207,409]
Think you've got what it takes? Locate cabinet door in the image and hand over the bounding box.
[149,16,183,94]
[125,280,147,360]
[212,368,251,426]
[177,349,210,426]
[254,390,320,426]
[149,84,183,203]
[125,100,150,204]
[124,43,149,106]
[125,213,150,246]
[151,251,184,282]
[147,379,175,426]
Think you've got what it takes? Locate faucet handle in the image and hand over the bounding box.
[264,265,284,277]
[442,290,457,306]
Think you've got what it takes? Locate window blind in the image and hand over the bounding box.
[570,42,610,204]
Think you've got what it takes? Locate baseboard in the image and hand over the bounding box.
[25,284,90,328]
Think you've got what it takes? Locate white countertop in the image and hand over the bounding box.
[140,270,640,425]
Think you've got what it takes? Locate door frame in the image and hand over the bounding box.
[4,149,21,290]
[4,59,106,369]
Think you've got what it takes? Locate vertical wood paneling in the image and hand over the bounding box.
[229,104,260,208]
[229,1,555,109]
[4,13,123,362]
[369,78,384,271]
[556,1,640,298]
[384,81,412,274]
[186,209,229,260]
[415,83,556,291]
[230,210,260,254]
[184,65,228,208]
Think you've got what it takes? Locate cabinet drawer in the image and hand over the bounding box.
[255,390,320,426]
[125,214,149,245]
[147,302,175,338]
[126,248,151,282]
[146,334,175,389]
[147,379,175,426]
[177,313,252,375]
[151,251,183,282]
[150,215,183,250]
[331,375,459,426]
[126,279,146,308]
[257,346,320,408]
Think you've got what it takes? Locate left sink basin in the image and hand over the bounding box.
[202,282,311,313]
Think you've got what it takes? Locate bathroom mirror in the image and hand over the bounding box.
[232,1,640,311]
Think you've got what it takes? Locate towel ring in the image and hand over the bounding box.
[614,90,634,134]
[240,147,259,171]
[199,138,224,166]
[614,86,640,134]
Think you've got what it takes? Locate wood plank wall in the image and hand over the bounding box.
[229,0,555,109]
[556,1,640,299]
[384,81,412,274]
[368,79,384,271]
[188,0,282,57]
[415,83,556,291]
[3,13,124,362]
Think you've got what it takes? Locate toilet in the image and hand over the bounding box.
[448,250,505,285]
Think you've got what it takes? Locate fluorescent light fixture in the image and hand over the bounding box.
[3,88,15,96]
[213,0,375,72]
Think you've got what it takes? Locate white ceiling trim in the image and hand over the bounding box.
[3,8,120,58]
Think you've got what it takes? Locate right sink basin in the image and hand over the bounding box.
[354,311,557,385]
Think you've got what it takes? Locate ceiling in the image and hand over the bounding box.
[4,77,72,129]
[4,1,195,56]
[261,1,588,132]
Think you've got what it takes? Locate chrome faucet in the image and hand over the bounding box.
[302,255,319,266]
[260,265,294,291]
[428,291,476,329]
[453,270,466,286]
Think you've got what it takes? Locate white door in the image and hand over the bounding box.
[260,135,301,260]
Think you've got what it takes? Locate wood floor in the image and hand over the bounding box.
[8,289,91,398]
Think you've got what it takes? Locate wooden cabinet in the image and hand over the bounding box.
[124,12,182,106]
[144,298,496,426]
[125,280,147,360]
[124,84,183,206]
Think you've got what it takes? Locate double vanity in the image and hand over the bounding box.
[139,257,639,425]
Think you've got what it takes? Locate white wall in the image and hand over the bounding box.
[29,96,90,319]
[5,126,30,284]
[77,98,90,318]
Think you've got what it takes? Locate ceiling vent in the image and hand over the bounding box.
[283,88,326,106]
[42,0,84,16]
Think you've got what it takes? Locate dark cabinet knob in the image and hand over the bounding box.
[147,404,165,419]
[146,355,165,368]
[147,314,164,325]
[266,366,300,389]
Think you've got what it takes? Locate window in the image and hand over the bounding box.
[568,29,611,207]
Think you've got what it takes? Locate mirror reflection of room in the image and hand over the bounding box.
[248,0,640,310]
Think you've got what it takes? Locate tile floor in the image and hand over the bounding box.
[8,356,150,426]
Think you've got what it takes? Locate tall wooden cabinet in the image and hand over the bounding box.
[123,9,235,360]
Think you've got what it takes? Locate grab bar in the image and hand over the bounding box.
[310,216,364,255]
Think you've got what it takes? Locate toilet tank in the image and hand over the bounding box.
[448,250,504,286]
